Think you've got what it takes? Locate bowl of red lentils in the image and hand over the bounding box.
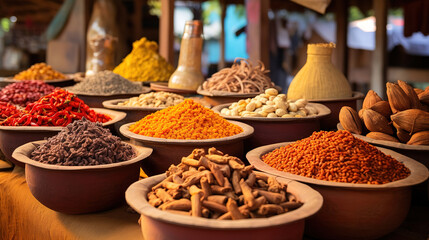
[119,99,254,176]
[246,130,429,240]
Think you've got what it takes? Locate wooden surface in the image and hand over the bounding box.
[334,0,348,78]
[246,0,270,68]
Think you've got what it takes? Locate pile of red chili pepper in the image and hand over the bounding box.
[0,102,21,119]
[0,89,111,126]
[0,80,56,107]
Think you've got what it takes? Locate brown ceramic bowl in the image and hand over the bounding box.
[0,108,126,168]
[338,123,429,200]
[119,121,254,176]
[125,173,323,240]
[102,99,165,138]
[66,87,151,108]
[247,142,429,240]
[309,91,364,130]
[12,140,153,214]
[212,103,330,150]
[0,75,76,87]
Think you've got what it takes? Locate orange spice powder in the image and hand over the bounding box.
[129,99,243,140]
[262,130,410,184]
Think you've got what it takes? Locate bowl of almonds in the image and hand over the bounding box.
[126,148,323,240]
[212,88,331,149]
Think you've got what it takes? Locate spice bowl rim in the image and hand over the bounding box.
[337,123,429,151]
[125,173,323,229]
[0,108,126,131]
[212,102,331,122]
[246,142,429,190]
[0,75,75,83]
[102,98,166,111]
[65,86,151,97]
[119,120,254,145]
[12,140,153,171]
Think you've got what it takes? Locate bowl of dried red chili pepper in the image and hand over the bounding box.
[246,130,429,240]
[0,89,126,168]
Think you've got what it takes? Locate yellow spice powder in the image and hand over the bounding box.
[129,99,243,139]
[113,37,174,82]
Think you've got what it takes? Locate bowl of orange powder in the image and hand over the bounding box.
[246,130,429,240]
[119,99,254,176]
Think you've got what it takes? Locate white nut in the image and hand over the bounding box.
[221,108,229,115]
[259,97,268,104]
[266,100,275,106]
[230,109,239,116]
[262,105,275,113]
[281,114,294,118]
[295,99,308,108]
[275,109,286,117]
[296,110,307,117]
[277,94,287,100]
[269,96,276,101]
[254,107,262,113]
[246,102,256,112]
[288,103,298,112]
[275,101,287,111]
[265,88,278,96]
[254,100,262,108]
[259,111,269,117]
[267,113,278,118]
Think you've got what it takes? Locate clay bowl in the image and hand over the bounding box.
[12,140,152,214]
[212,103,331,150]
[0,75,76,87]
[119,121,254,176]
[66,87,151,108]
[309,91,364,130]
[246,142,429,240]
[102,99,165,138]
[338,123,429,200]
[125,173,323,240]
[0,108,126,168]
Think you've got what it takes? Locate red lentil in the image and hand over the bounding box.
[262,130,410,184]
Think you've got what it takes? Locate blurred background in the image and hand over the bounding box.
[0,0,428,93]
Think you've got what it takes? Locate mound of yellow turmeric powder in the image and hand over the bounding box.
[129,99,243,139]
[113,37,174,82]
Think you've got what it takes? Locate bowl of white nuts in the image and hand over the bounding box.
[103,91,185,138]
[212,88,331,149]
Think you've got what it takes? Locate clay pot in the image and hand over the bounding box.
[247,143,429,240]
[12,141,153,214]
[0,108,126,168]
[119,121,254,176]
[212,103,330,150]
[309,91,364,130]
[125,173,323,240]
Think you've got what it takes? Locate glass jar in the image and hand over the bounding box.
[168,20,204,90]
[85,0,118,76]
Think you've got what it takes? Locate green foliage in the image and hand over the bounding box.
[148,0,161,17]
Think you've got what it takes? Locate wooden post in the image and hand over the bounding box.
[219,0,226,70]
[133,0,143,40]
[335,0,348,78]
[159,0,175,64]
[371,0,388,98]
[246,0,270,67]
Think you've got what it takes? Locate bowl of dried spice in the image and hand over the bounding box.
[12,119,153,214]
[125,148,323,240]
[66,70,151,108]
[0,89,126,168]
[120,99,254,176]
[246,130,429,240]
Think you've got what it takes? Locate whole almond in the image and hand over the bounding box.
[418,89,429,105]
[393,122,411,143]
[363,90,382,109]
[369,101,392,119]
[339,106,362,134]
[398,80,422,109]
[391,109,429,134]
[414,88,424,95]
[366,132,399,143]
[386,82,411,114]
[363,109,393,135]
[407,131,429,145]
